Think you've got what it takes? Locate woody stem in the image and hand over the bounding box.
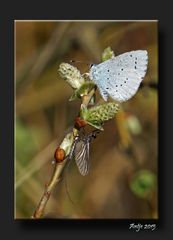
[32,88,95,219]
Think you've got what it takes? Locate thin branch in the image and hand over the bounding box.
[32,88,95,219]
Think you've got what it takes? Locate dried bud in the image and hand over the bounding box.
[54,147,66,163]
[58,63,85,89]
[74,116,87,129]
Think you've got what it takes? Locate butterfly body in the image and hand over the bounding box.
[89,50,148,102]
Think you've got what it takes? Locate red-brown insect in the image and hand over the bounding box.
[54,147,66,163]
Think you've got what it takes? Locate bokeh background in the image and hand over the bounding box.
[15,21,158,219]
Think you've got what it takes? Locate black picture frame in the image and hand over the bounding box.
[0,1,172,239]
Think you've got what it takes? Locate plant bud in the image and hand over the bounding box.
[58,63,85,89]
[81,103,120,130]
[54,147,65,163]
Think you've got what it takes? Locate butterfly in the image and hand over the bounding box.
[89,50,148,102]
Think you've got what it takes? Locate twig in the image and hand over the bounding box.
[32,88,95,219]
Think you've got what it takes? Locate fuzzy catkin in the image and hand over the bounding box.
[84,103,120,123]
[58,63,84,89]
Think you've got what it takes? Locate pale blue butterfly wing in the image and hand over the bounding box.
[89,50,148,102]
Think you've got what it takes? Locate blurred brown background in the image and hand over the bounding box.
[15,21,158,219]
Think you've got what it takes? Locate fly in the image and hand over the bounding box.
[69,129,100,176]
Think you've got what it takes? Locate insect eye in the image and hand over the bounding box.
[90,63,94,68]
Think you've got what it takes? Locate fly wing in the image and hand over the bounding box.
[74,139,90,176]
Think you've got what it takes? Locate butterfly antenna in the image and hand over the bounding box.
[69,60,93,67]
